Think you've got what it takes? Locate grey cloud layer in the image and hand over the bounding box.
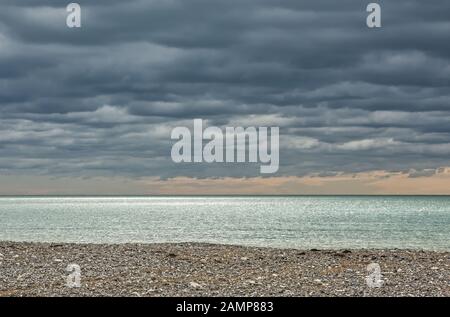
[0,0,449,178]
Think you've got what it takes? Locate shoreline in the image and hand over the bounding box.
[0,241,449,297]
[1,240,448,252]
[0,240,449,252]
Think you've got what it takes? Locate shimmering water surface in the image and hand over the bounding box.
[0,196,449,250]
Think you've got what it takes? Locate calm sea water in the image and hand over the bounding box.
[0,196,449,250]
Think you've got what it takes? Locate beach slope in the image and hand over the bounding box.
[0,242,448,297]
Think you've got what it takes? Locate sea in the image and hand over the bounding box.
[0,196,449,250]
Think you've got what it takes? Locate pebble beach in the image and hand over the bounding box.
[0,242,449,297]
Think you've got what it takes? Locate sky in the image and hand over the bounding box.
[0,0,449,195]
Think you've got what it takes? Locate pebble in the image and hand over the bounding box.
[189,282,202,289]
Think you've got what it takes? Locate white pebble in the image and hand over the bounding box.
[189,282,202,288]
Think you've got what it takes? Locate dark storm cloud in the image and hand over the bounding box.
[0,0,449,179]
